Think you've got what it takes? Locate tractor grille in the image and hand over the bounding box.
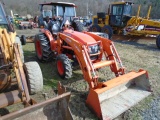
[88,44,99,54]
[88,44,100,60]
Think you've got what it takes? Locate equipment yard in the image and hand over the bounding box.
[15,28,160,120]
[0,0,160,120]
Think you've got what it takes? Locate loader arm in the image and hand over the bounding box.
[13,44,31,103]
[84,31,125,76]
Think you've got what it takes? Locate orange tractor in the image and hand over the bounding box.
[35,2,151,120]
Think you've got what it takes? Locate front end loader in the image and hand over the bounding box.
[60,30,151,119]
[35,17,151,120]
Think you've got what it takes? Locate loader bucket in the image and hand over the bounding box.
[86,70,151,120]
[0,92,73,120]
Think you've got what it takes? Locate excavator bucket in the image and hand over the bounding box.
[0,92,73,120]
[86,70,151,120]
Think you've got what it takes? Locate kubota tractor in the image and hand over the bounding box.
[34,2,151,120]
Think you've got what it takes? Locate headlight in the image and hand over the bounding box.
[88,44,99,54]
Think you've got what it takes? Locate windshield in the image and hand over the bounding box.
[123,5,132,16]
[43,10,52,18]
[58,6,75,17]
[112,5,123,15]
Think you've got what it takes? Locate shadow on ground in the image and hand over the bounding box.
[112,35,159,51]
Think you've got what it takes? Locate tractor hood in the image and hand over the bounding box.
[63,30,97,45]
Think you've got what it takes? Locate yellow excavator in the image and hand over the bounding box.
[89,1,160,48]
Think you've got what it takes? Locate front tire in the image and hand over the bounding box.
[34,33,53,62]
[56,54,72,79]
[89,24,101,32]
[24,62,43,95]
[101,25,113,39]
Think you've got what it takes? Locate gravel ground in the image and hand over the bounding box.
[141,97,160,120]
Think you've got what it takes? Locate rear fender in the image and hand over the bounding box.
[40,29,57,51]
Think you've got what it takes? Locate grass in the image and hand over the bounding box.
[23,43,59,90]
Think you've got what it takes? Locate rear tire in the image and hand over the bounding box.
[24,62,43,95]
[72,21,84,32]
[34,33,53,62]
[156,35,160,49]
[89,24,101,32]
[101,25,113,39]
[56,54,72,79]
